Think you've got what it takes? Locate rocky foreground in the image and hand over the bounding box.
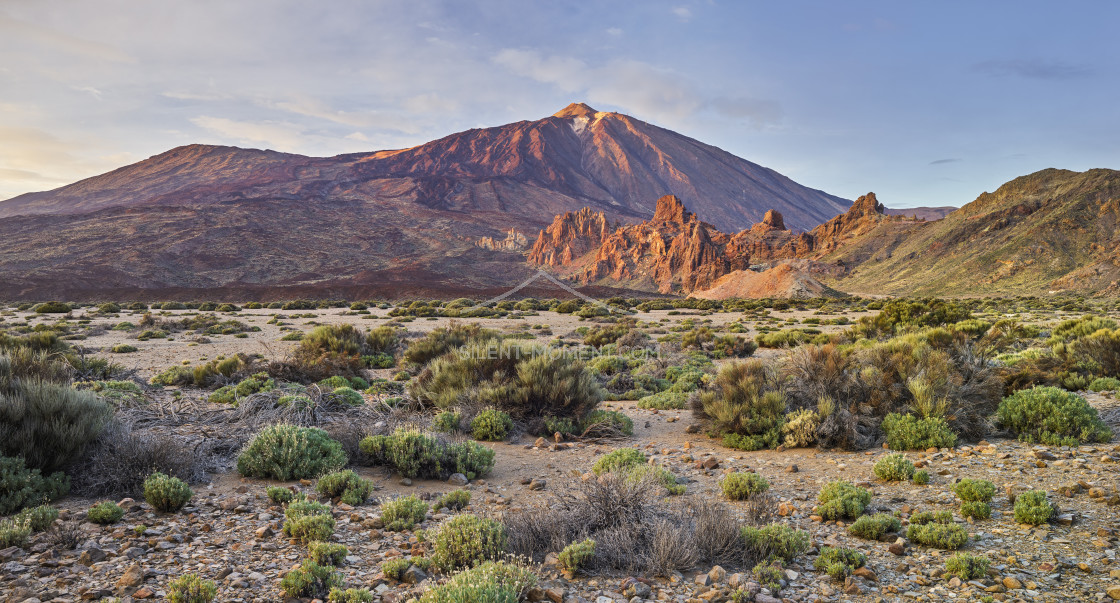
[4,401,1120,603]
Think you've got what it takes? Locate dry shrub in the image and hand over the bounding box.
[70,420,208,497]
[503,473,768,576]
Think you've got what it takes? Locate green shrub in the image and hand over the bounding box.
[88,501,125,524]
[328,587,373,603]
[75,380,144,406]
[143,472,193,512]
[403,323,497,366]
[817,480,870,520]
[381,557,411,580]
[558,538,595,574]
[719,472,769,500]
[309,542,349,566]
[953,478,995,502]
[591,448,646,475]
[960,501,991,519]
[636,391,687,410]
[435,490,471,511]
[237,424,347,481]
[330,387,364,407]
[471,408,513,441]
[16,504,57,531]
[167,573,218,603]
[1013,490,1053,525]
[417,561,536,603]
[0,454,69,515]
[0,379,112,471]
[581,409,633,436]
[782,408,820,448]
[0,516,31,548]
[432,410,461,433]
[317,470,374,506]
[267,486,294,505]
[208,372,275,405]
[945,552,990,580]
[111,344,138,353]
[693,360,784,451]
[997,386,1112,446]
[912,470,930,485]
[814,546,866,581]
[290,324,399,380]
[381,495,428,531]
[431,514,508,571]
[873,453,915,481]
[881,412,958,450]
[283,500,336,543]
[1089,377,1120,392]
[33,301,71,314]
[906,512,969,549]
[848,513,901,540]
[739,523,810,562]
[749,562,783,594]
[280,559,343,598]
[411,340,602,424]
[358,428,495,480]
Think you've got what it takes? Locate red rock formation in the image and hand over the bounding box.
[527,207,617,266]
[529,192,892,295]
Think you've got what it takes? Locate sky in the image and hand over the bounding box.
[1,1,1117,208]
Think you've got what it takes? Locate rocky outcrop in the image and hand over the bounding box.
[476,229,528,251]
[529,192,896,295]
[527,208,617,266]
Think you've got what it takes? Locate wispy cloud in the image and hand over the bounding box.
[973,58,1092,80]
[0,10,135,63]
[929,158,961,165]
[672,6,692,22]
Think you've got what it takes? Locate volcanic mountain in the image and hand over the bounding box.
[0,103,851,299]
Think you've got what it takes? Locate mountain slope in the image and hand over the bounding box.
[0,103,849,232]
[833,168,1120,296]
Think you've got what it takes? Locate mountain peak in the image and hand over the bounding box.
[553,102,598,118]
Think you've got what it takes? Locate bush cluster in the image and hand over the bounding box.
[0,454,69,515]
[816,481,870,520]
[692,360,785,451]
[0,369,112,471]
[558,538,596,574]
[996,386,1112,446]
[316,470,374,506]
[380,495,429,532]
[814,546,867,581]
[591,448,684,495]
[283,499,336,543]
[880,413,958,450]
[430,514,508,571]
[434,490,471,511]
[88,501,125,524]
[167,573,218,603]
[739,523,810,562]
[1013,490,1053,525]
[873,453,915,481]
[143,472,193,512]
[470,408,513,441]
[953,478,996,520]
[719,472,769,500]
[237,424,347,481]
[945,552,990,580]
[906,511,969,549]
[848,513,901,540]
[411,340,603,427]
[358,428,494,480]
[417,561,536,603]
